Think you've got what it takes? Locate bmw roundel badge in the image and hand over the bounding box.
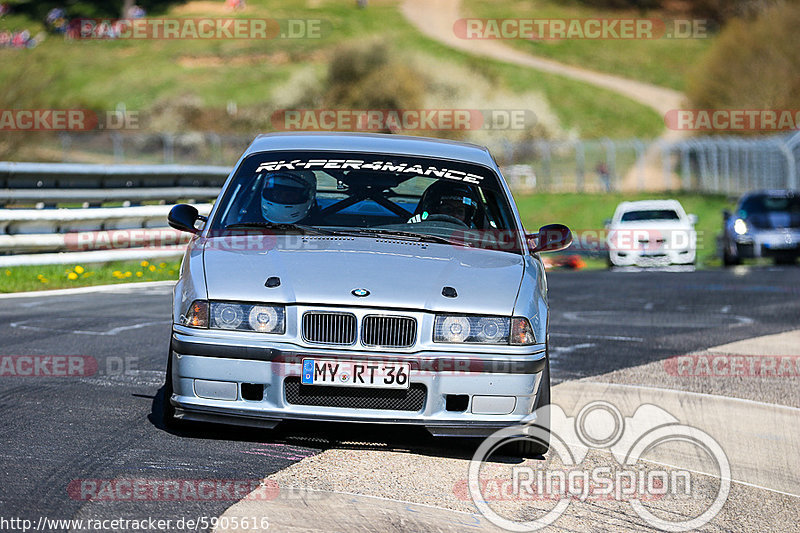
[351,288,370,297]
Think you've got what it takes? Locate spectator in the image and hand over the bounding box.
[595,161,611,192]
[126,5,146,19]
[45,7,68,34]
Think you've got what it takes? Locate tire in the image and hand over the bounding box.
[722,241,740,267]
[504,354,550,458]
[773,256,797,266]
[160,349,181,429]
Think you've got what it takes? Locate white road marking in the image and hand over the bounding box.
[550,343,595,355]
[9,319,170,336]
[0,280,175,300]
[550,332,645,342]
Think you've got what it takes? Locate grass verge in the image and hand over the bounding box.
[0,259,180,293]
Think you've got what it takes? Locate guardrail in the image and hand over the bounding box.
[0,162,225,266]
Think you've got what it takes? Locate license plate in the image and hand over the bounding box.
[301,359,410,389]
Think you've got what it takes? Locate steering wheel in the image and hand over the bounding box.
[424,214,469,227]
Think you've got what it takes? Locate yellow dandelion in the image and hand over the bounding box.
[112,270,122,277]
[159,262,166,268]
[136,271,143,277]
[124,271,132,278]
[148,264,156,272]
[37,274,44,279]
[140,261,149,267]
[74,265,85,274]
[5,270,11,276]
[168,270,175,275]
[68,272,78,280]
[40,277,49,283]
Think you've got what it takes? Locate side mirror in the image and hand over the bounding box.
[722,209,731,221]
[528,223,572,254]
[688,213,698,225]
[603,218,611,227]
[168,204,201,234]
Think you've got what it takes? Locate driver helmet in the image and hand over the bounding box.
[417,181,480,226]
[260,171,317,223]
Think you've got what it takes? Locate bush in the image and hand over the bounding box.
[686,2,800,115]
[683,0,782,24]
[324,41,423,113]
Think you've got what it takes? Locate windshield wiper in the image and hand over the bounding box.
[337,228,470,247]
[223,222,335,235]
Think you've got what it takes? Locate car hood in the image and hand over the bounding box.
[201,235,525,315]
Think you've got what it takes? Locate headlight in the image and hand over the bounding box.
[733,218,747,235]
[209,302,285,334]
[434,315,535,345]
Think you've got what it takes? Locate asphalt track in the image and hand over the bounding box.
[0,265,798,531]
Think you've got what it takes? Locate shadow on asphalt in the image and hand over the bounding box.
[147,384,536,464]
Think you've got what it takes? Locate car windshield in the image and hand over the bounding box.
[740,195,800,214]
[210,151,521,253]
[620,209,680,222]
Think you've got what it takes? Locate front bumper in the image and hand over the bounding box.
[609,248,695,267]
[734,229,800,259]
[170,329,547,437]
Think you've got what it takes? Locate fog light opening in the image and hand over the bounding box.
[241,383,265,401]
[445,394,469,412]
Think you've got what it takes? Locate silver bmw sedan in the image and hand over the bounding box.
[164,132,571,454]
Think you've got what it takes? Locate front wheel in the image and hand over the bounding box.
[722,241,740,267]
[505,355,550,458]
[160,350,181,429]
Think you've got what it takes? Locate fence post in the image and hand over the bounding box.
[162,134,175,164]
[633,139,645,192]
[679,143,691,190]
[661,141,672,190]
[540,141,552,192]
[575,140,585,192]
[777,139,796,190]
[112,132,124,164]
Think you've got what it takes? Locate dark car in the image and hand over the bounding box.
[721,190,800,266]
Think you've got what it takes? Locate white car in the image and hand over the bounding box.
[605,200,697,267]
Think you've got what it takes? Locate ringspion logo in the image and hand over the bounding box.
[468,401,730,531]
